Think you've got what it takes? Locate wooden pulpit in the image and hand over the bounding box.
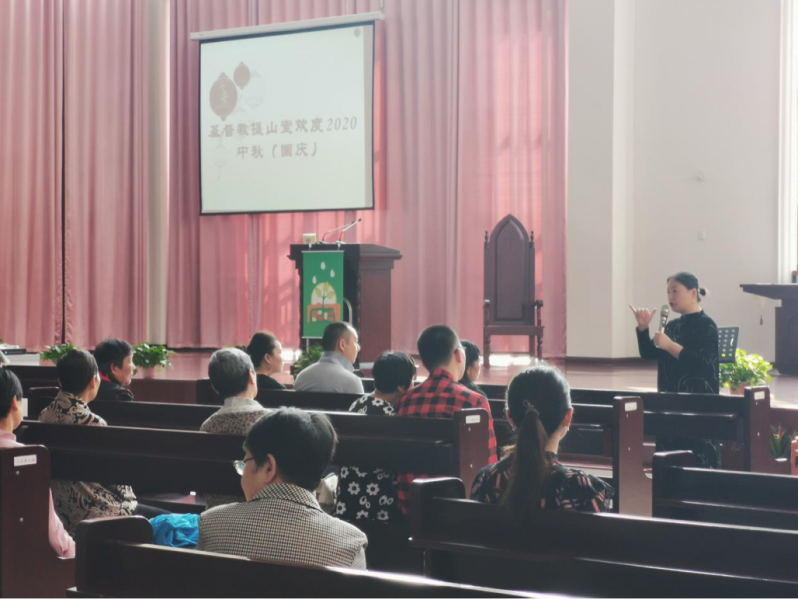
[741,284,798,374]
[289,244,402,363]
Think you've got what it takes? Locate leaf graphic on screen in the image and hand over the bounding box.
[234,62,251,89]
[209,73,237,121]
[245,71,266,110]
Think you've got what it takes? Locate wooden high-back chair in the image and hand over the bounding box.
[483,214,543,367]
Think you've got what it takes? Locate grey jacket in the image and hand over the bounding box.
[293,351,364,394]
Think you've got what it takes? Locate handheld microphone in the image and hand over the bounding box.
[321,219,359,243]
[337,218,362,242]
[658,304,670,332]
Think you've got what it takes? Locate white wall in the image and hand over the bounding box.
[567,0,617,358]
[568,0,782,360]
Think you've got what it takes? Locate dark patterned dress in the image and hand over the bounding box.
[637,310,721,467]
[470,451,614,512]
[334,395,402,523]
[39,391,137,535]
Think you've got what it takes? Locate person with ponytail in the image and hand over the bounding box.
[630,271,720,466]
[246,331,287,391]
[471,365,613,520]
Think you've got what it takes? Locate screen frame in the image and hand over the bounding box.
[197,20,377,216]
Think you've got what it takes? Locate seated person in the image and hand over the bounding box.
[246,331,286,391]
[0,370,75,557]
[471,364,614,518]
[40,349,165,534]
[201,348,268,508]
[293,322,364,394]
[94,338,135,401]
[197,407,368,569]
[458,340,485,396]
[393,325,497,514]
[335,351,415,524]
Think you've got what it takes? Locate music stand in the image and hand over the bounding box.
[718,326,739,364]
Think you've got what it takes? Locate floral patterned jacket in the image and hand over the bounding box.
[39,391,137,535]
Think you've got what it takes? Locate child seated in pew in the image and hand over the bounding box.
[471,364,614,519]
[0,369,75,557]
[39,349,167,535]
[197,407,368,569]
[201,348,268,509]
[334,351,415,524]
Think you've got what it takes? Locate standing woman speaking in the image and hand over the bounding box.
[630,272,720,466]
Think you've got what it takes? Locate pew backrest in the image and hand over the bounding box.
[653,450,798,530]
[72,516,542,598]
[18,407,489,494]
[409,478,798,597]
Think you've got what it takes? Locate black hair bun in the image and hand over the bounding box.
[699,287,708,297]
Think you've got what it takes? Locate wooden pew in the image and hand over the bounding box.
[17,409,489,574]
[652,450,798,530]
[27,394,650,516]
[0,446,75,597]
[409,478,798,597]
[69,516,541,598]
[569,386,783,474]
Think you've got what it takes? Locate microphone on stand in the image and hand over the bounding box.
[658,304,671,332]
[321,219,361,243]
[337,218,362,243]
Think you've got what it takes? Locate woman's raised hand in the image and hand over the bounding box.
[629,305,657,332]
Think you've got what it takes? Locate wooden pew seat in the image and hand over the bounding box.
[17,409,489,574]
[409,478,798,597]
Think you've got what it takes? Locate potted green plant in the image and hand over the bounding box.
[290,343,323,377]
[719,349,772,393]
[133,343,174,378]
[771,424,795,460]
[39,343,76,365]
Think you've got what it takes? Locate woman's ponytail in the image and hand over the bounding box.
[500,402,549,523]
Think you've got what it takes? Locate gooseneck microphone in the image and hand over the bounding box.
[337,218,362,242]
[658,304,670,332]
[321,219,361,243]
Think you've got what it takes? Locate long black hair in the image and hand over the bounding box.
[501,364,571,522]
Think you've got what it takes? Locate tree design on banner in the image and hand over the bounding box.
[302,251,344,338]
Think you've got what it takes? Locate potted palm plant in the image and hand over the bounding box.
[719,349,772,394]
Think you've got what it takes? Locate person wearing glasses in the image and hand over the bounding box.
[393,325,497,515]
[197,407,368,569]
[200,348,268,509]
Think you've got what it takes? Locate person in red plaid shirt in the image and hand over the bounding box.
[393,325,498,513]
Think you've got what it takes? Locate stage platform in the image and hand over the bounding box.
[8,351,798,408]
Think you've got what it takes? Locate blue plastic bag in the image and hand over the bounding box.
[150,513,200,548]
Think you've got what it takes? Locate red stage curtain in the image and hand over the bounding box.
[168,0,567,356]
[63,0,152,347]
[0,0,64,350]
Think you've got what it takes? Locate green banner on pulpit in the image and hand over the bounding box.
[302,251,344,338]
